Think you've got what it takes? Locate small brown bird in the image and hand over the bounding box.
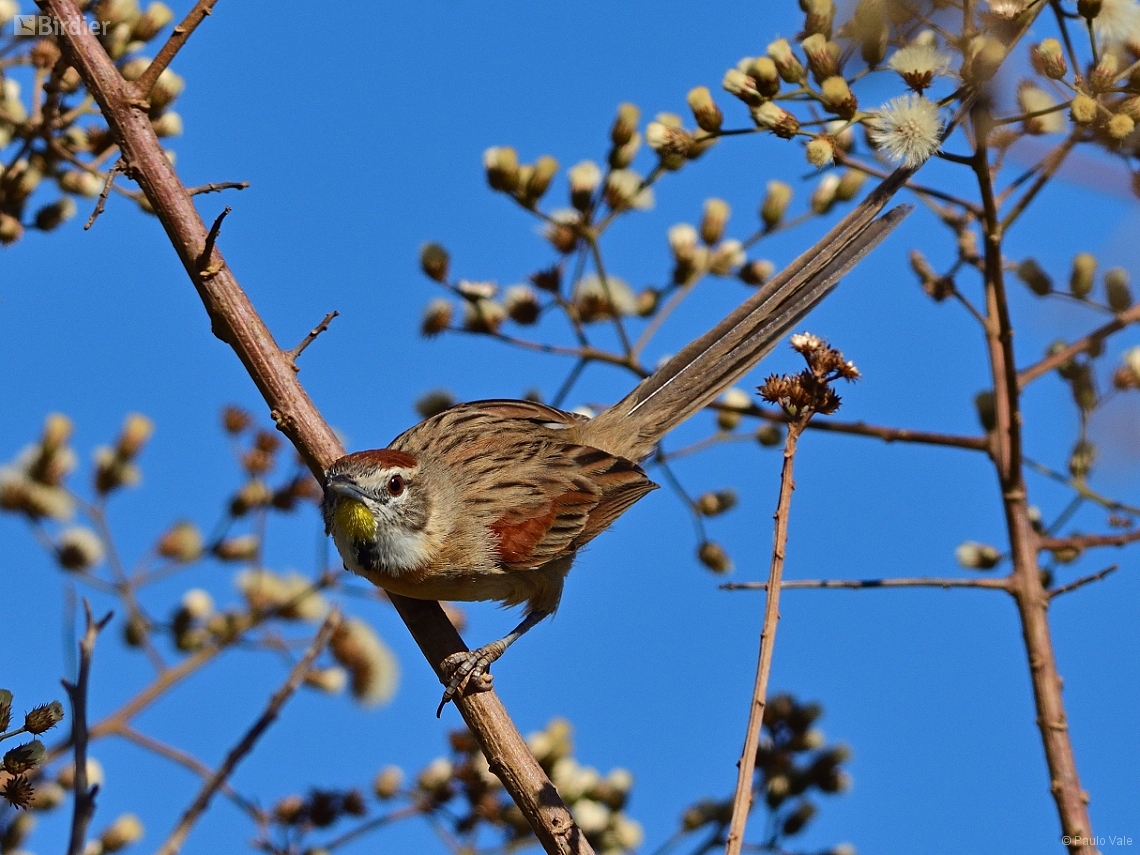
[323,205,908,713]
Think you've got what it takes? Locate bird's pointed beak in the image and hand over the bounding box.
[325,474,371,504]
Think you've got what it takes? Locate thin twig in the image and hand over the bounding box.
[187,181,250,196]
[110,724,259,816]
[1018,301,1140,387]
[322,804,425,851]
[1048,565,1118,599]
[722,576,1010,591]
[61,602,113,855]
[132,0,221,99]
[1040,529,1140,550]
[724,418,806,855]
[154,610,341,855]
[84,158,123,230]
[198,206,230,276]
[285,310,339,369]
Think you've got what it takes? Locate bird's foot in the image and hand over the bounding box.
[436,644,501,716]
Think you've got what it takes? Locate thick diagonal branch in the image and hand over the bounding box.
[42,3,590,851]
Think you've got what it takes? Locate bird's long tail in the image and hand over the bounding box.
[589,200,911,462]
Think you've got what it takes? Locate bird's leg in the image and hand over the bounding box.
[436,609,549,716]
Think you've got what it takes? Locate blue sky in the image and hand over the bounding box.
[2,2,1139,853]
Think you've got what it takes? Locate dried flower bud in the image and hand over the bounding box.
[483,146,520,192]
[801,34,841,82]
[1068,252,1096,298]
[29,780,65,811]
[1090,53,1118,93]
[462,297,507,334]
[304,666,347,694]
[330,618,399,705]
[34,198,77,231]
[698,541,732,573]
[888,43,952,92]
[743,57,781,98]
[420,297,453,337]
[213,534,259,562]
[59,170,105,198]
[1107,112,1134,140]
[974,390,996,432]
[1034,39,1067,80]
[57,527,105,571]
[0,689,11,731]
[4,740,46,775]
[525,155,558,202]
[708,240,745,276]
[604,168,650,211]
[157,520,203,562]
[373,765,404,800]
[1069,438,1096,479]
[608,131,641,169]
[57,757,103,790]
[750,101,800,138]
[149,68,184,111]
[419,242,449,282]
[222,406,251,434]
[956,541,1000,570]
[717,388,752,430]
[699,198,730,245]
[24,701,64,735]
[801,0,835,37]
[0,213,24,246]
[100,814,144,852]
[116,413,154,459]
[230,479,272,516]
[740,259,775,286]
[811,174,840,215]
[1121,346,1140,387]
[1078,0,1103,17]
[760,181,793,228]
[132,1,173,41]
[504,285,541,324]
[1017,258,1052,295]
[646,121,694,169]
[1017,83,1064,135]
[1070,93,1098,125]
[820,76,857,118]
[610,102,640,147]
[805,135,836,167]
[1106,267,1132,312]
[696,489,738,516]
[834,169,866,202]
[722,68,761,105]
[668,223,700,265]
[687,86,723,133]
[962,36,1004,85]
[568,160,602,210]
[767,38,806,83]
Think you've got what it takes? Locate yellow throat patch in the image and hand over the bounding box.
[332,498,377,542]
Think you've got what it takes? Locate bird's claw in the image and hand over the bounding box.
[436,649,495,716]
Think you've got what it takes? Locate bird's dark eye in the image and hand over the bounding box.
[387,474,405,497]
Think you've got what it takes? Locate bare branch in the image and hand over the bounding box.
[1040,529,1140,551]
[83,158,123,230]
[154,610,341,855]
[132,0,221,99]
[723,576,1010,592]
[726,411,807,854]
[285,310,339,369]
[61,602,113,855]
[1049,565,1119,599]
[187,181,250,196]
